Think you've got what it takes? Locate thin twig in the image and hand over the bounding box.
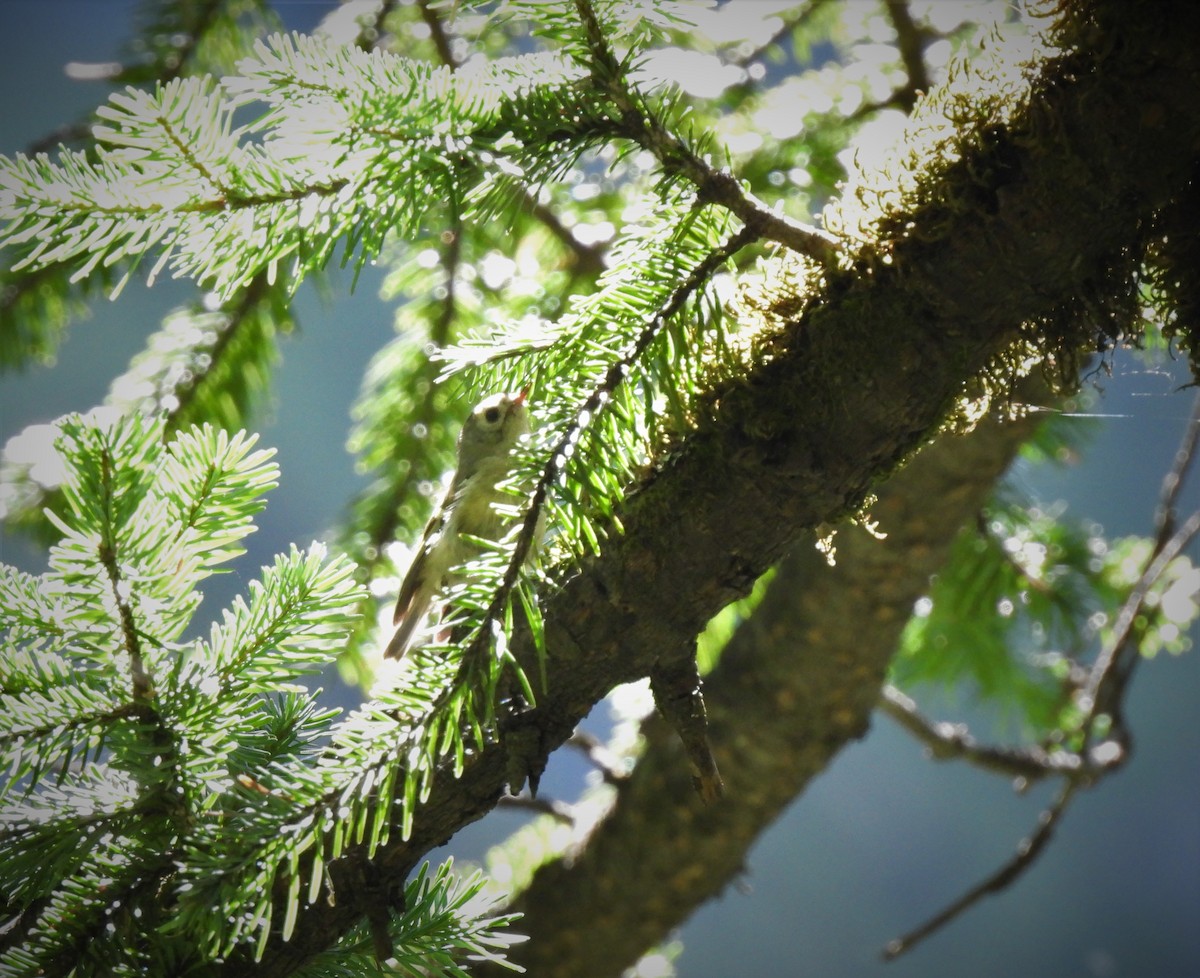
[1084,505,1200,730]
[165,271,277,433]
[1083,390,1200,732]
[885,0,931,112]
[527,197,607,276]
[731,0,832,70]
[847,0,935,122]
[878,686,1090,783]
[416,0,457,67]
[1153,390,1200,543]
[566,730,628,784]
[883,782,1079,960]
[883,392,1200,960]
[26,121,93,157]
[497,794,575,823]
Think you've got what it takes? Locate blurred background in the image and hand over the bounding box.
[1,2,1196,976]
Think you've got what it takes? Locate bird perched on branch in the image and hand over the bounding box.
[384,390,532,660]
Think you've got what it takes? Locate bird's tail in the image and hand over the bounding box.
[383,594,430,660]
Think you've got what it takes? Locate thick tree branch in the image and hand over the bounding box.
[483,381,1047,978]
[226,2,1200,973]
[494,397,1199,978]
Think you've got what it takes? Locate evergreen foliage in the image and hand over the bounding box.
[0,411,521,973]
[0,0,281,372]
[1,0,1197,974]
[890,497,1196,732]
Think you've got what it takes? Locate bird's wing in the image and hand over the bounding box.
[392,517,440,625]
[391,475,460,628]
[387,486,464,659]
[386,522,441,660]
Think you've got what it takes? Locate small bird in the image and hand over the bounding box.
[384,390,532,660]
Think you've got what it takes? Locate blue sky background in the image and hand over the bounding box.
[1,3,1197,976]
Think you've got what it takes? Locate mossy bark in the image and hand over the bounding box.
[234,1,1200,973]
[486,389,1043,977]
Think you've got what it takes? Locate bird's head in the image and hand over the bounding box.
[457,389,531,476]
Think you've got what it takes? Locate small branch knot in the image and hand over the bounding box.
[650,653,724,803]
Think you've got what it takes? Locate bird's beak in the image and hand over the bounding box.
[513,387,530,407]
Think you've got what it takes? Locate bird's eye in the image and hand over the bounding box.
[484,407,502,424]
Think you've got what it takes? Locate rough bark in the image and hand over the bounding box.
[228,1,1200,973]
[487,387,1044,977]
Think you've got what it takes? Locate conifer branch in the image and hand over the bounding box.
[414,0,607,275]
[0,698,155,750]
[571,0,840,265]
[159,271,284,433]
[3,0,278,370]
[457,223,757,680]
[94,452,154,704]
